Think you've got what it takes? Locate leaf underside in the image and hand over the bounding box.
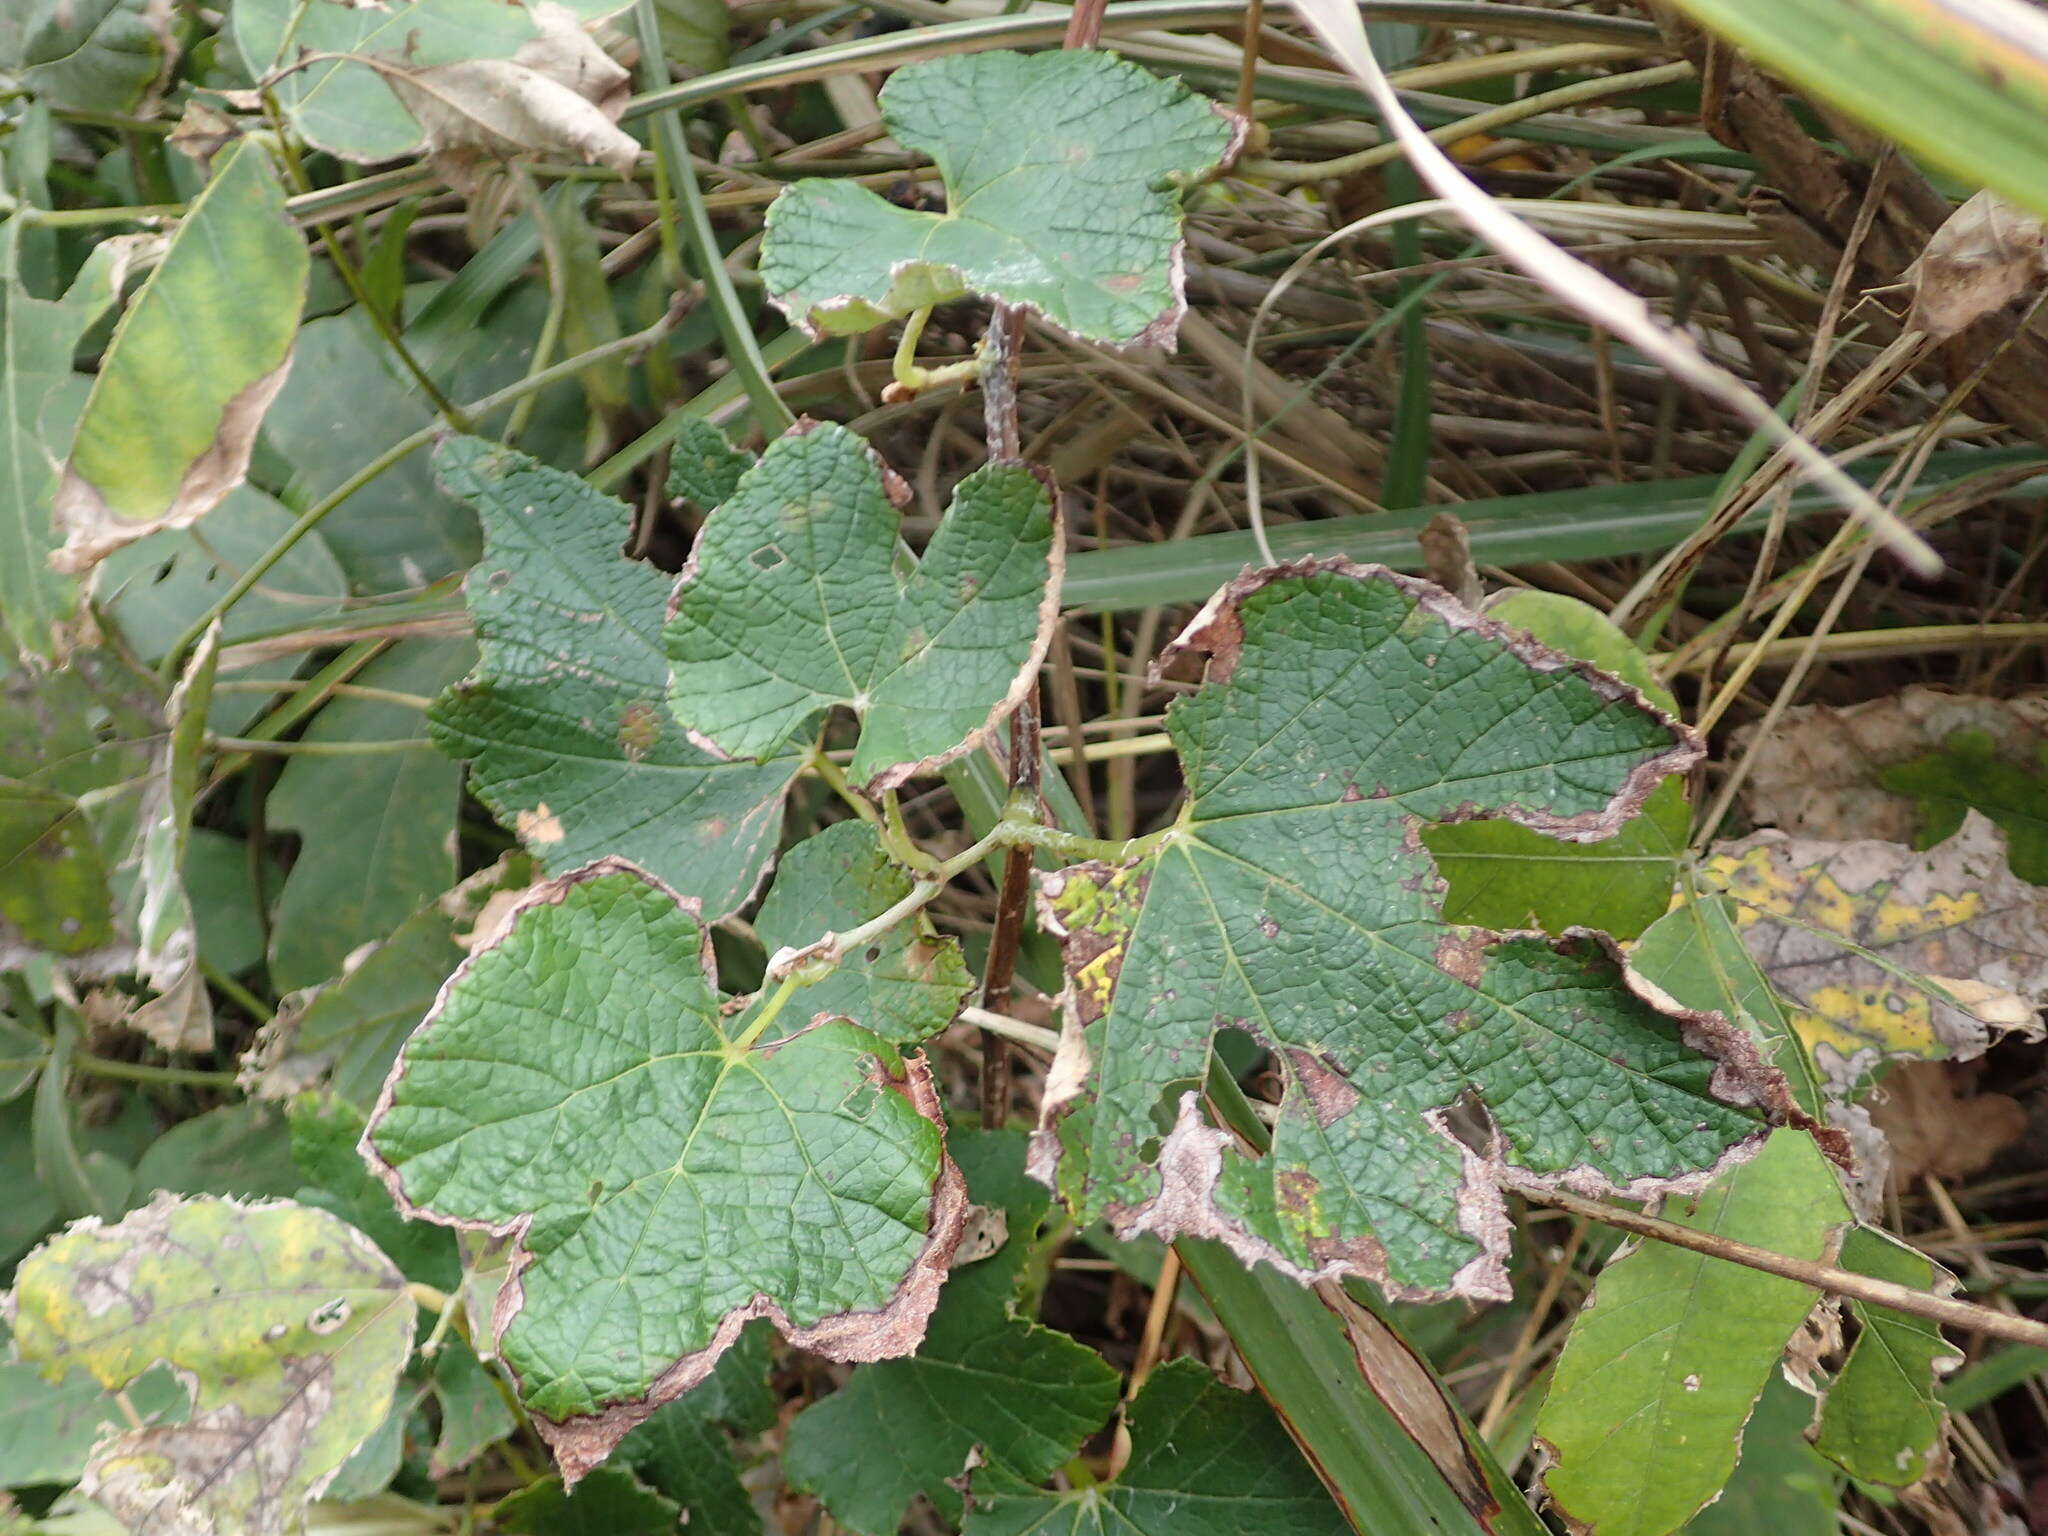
[665,421,1059,791]
[362,859,966,1480]
[1032,561,1784,1302]
[758,48,1239,345]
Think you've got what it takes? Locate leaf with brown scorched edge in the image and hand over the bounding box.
[616,1323,778,1535]
[52,139,307,572]
[1536,1131,1850,1536]
[1700,812,2048,1092]
[495,1467,681,1536]
[1877,732,2048,886]
[1736,687,2048,848]
[362,859,967,1482]
[1812,1227,1960,1488]
[1029,560,1794,1302]
[962,1357,1350,1536]
[4,1193,416,1536]
[665,421,1060,793]
[747,821,973,1048]
[359,5,639,194]
[429,437,802,919]
[759,49,1241,347]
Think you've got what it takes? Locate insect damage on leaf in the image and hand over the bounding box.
[1031,560,1807,1302]
[428,436,803,920]
[5,1193,417,1536]
[360,858,968,1482]
[665,420,1060,792]
[758,49,1243,347]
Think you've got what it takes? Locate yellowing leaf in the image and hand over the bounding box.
[1702,812,2048,1088]
[6,1194,417,1536]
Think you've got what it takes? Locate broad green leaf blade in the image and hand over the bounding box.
[495,1467,682,1536]
[362,860,968,1479]
[1425,592,1687,939]
[1662,0,2048,220]
[1683,1375,1840,1536]
[290,1095,459,1291]
[666,419,756,511]
[0,777,113,953]
[787,1130,1121,1533]
[53,140,308,571]
[617,1325,776,1534]
[750,821,973,1047]
[963,1358,1349,1535]
[0,1362,186,1490]
[1535,1132,1849,1536]
[1877,731,2048,885]
[11,0,177,114]
[430,437,801,918]
[761,50,1237,345]
[7,1194,418,1536]
[130,1101,298,1201]
[1811,1228,1960,1487]
[0,222,125,660]
[665,422,1059,791]
[1033,562,1792,1301]
[268,639,475,993]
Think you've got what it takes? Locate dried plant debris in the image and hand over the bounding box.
[1702,812,2048,1089]
[1030,561,1794,1304]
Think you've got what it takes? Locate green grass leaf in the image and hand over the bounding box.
[1034,563,1777,1301]
[430,436,802,919]
[363,861,967,1478]
[759,49,1238,345]
[666,422,1058,791]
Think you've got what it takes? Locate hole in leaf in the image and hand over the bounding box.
[863,945,881,963]
[749,544,786,571]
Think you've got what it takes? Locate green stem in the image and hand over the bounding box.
[727,972,804,1056]
[201,959,273,1022]
[71,1053,240,1088]
[505,167,568,445]
[210,736,433,756]
[880,789,940,874]
[158,312,682,679]
[893,306,933,393]
[805,745,882,826]
[632,0,794,437]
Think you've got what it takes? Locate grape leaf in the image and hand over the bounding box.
[786,1130,1121,1533]
[665,421,1060,791]
[496,1467,681,1536]
[1031,561,1792,1302]
[665,418,755,512]
[760,49,1239,346]
[617,1324,777,1535]
[6,1194,417,1536]
[962,1357,1349,1535]
[751,820,973,1047]
[430,436,801,918]
[1535,1131,1849,1536]
[362,859,968,1480]
[1811,1227,1959,1487]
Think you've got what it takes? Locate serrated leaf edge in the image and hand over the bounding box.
[358,855,969,1483]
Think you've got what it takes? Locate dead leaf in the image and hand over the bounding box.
[169,101,242,172]
[1911,190,2048,343]
[366,4,638,192]
[1738,687,2048,845]
[1702,812,2048,1091]
[1867,1060,2027,1185]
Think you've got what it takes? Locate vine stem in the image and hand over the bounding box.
[1515,1181,2048,1350]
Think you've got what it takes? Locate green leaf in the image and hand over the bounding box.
[666,422,1058,790]
[429,436,801,918]
[9,0,175,114]
[362,860,967,1478]
[1876,730,2048,885]
[424,1336,519,1476]
[665,418,755,511]
[617,1324,777,1535]
[1535,1132,1849,1536]
[1683,1374,1840,1536]
[268,639,475,993]
[0,221,124,661]
[751,821,973,1047]
[290,1094,459,1291]
[1811,1227,1960,1487]
[0,1361,186,1491]
[0,1010,44,1103]
[760,50,1237,345]
[132,1101,298,1200]
[787,1130,1121,1533]
[963,1357,1349,1535]
[53,140,308,571]
[0,777,114,953]
[496,1467,682,1536]
[8,1194,418,1536]
[1424,592,1687,939]
[1660,0,2048,221]
[1033,562,1779,1301]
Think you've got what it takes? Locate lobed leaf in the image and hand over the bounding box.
[759,49,1240,346]
[362,860,967,1480]
[430,436,801,918]
[5,1194,417,1536]
[1032,561,1786,1301]
[665,421,1060,791]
